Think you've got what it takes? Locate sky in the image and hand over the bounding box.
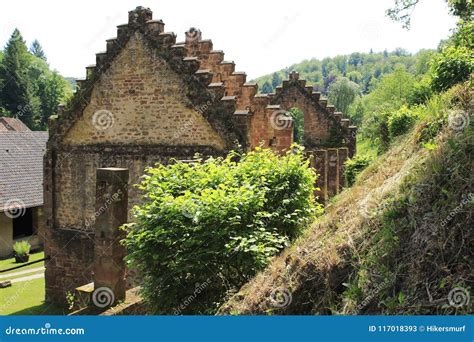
[0,0,457,79]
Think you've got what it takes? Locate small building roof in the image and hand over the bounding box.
[0,117,31,132]
[0,132,48,210]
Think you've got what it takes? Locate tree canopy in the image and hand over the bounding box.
[328,77,360,114]
[387,0,474,29]
[254,49,426,96]
[0,29,72,130]
[30,39,47,61]
[0,29,35,127]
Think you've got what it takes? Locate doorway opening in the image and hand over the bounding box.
[12,208,34,239]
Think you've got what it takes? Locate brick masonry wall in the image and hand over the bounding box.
[278,87,333,146]
[44,228,94,304]
[308,148,349,202]
[246,77,353,156]
[44,7,356,305]
[54,146,222,231]
[63,33,225,148]
[46,147,224,304]
[44,31,229,305]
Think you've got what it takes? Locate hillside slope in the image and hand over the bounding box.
[219,86,473,315]
[253,49,431,94]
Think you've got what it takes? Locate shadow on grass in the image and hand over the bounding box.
[7,302,68,316]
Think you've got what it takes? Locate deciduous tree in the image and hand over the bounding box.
[328,77,360,114]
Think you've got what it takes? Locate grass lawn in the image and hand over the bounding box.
[0,251,66,315]
[0,251,45,273]
[0,278,66,315]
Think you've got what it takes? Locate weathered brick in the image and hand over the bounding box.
[44,6,357,305]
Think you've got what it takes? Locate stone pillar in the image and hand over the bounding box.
[274,124,293,154]
[43,145,56,303]
[327,149,339,198]
[338,148,349,192]
[312,150,328,203]
[348,126,357,158]
[93,168,128,305]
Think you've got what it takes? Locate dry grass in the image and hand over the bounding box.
[219,132,428,314]
[219,96,473,315]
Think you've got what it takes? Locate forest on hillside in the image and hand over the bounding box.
[255,48,433,96]
[255,6,472,163]
[0,30,72,130]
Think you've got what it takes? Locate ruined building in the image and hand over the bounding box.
[43,7,356,304]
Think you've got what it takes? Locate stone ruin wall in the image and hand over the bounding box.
[43,6,357,305]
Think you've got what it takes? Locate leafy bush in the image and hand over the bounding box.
[388,105,418,137]
[449,20,474,49]
[13,241,31,256]
[361,106,396,154]
[418,118,445,144]
[414,92,450,144]
[344,154,373,186]
[408,77,433,105]
[430,46,473,92]
[122,146,320,314]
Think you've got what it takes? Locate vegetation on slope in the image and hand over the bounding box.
[256,0,473,164]
[219,80,473,315]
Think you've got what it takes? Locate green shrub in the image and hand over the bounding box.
[13,241,31,256]
[418,118,445,144]
[408,77,433,105]
[360,107,392,154]
[388,105,418,137]
[430,46,473,92]
[122,146,320,314]
[344,154,373,186]
[450,20,474,49]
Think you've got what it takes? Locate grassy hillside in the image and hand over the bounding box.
[219,81,473,315]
